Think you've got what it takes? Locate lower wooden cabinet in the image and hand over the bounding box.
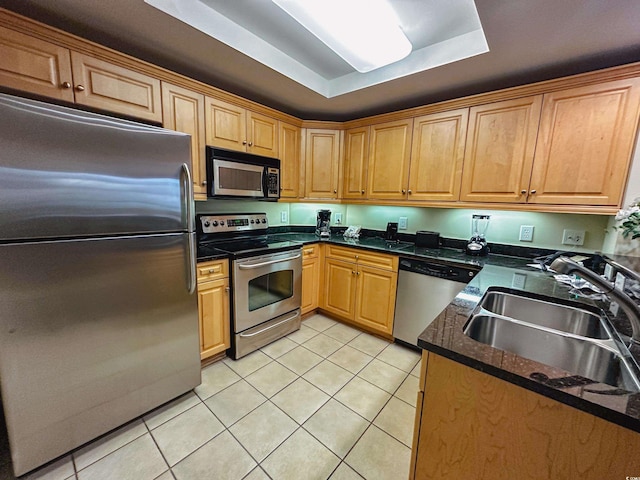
[411,352,640,479]
[196,259,230,360]
[301,244,321,315]
[322,246,397,336]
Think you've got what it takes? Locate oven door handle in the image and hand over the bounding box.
[237,253,301,270]
[238,311,300,338]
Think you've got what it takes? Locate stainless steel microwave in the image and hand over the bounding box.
[205,147,280,200]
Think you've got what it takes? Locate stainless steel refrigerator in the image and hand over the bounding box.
[0,93,201,476]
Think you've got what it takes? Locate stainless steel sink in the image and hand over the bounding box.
[464,288,640,393]
[479,290,610,339]
[464,314,639,392]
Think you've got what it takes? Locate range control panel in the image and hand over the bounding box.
[199,213,268,234]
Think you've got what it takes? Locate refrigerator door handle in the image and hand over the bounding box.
[186,232,197,294]
[181,163,195,233]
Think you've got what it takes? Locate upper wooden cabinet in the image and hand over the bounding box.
[0,27,162,122]
[528,78,640,206]
[304,128,342,199]
[0,25,74,102]
[409,109,468,202]
[367,119,414,200]
[161,82,207,198]
[70,52,162,122]
[205,97,278,158]
[460,96,542,203]
[342,126,369,199]
[279,122,301,199]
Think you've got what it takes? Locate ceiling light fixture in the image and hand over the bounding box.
[272,0,412,73]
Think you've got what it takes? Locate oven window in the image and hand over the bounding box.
[219,166,262,191]
[248,270,294,311]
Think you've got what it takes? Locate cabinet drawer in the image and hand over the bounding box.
[197,259,229,282]
[325,245,397,271]
[301,243,320,260]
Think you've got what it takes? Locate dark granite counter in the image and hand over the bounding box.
[417,262,640,434]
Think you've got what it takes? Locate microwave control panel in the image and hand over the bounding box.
[265,167,280,198]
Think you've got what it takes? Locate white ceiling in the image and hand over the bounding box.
[144,0,488,98]
[2,0,640,121]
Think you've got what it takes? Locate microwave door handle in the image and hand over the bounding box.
[237,253,302,270]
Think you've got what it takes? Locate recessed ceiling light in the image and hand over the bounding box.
[272,0,412,73]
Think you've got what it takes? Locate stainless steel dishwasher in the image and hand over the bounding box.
[393,257,478,348]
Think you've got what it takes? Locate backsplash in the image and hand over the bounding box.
[195,199,612,253]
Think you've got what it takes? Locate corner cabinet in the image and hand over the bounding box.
[304,128,342,199]
[205,97,279,158]
[161,82,207,198]
[528,78,640,206]
[411,352,640,479]
[196,259,230,360]
[321,245,398,336]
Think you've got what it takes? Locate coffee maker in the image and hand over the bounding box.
[465,214,490,256]
[316,209,331,238]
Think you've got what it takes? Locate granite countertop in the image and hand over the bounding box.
[417,262,640,433]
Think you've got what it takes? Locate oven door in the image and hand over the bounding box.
[233,249,302,332]
[211,159,265,198]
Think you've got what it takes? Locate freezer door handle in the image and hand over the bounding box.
[181,163,195,233]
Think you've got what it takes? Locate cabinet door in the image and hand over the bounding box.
[322,258,356,320]
[205,97,247,151]
[70,52,162,122]
[279,122,301,198]
[354,265,397,336]
[367,119,413,200]
[529,78,640,206]
[248,111,278,157]
[409,109,468,201]
[161,82,206,197]
[198,277,230,360]
[0,25,74,102]
[460,96,542,203]
[301,256,320,315]
[304,129,341,199]
[343,126,369,199]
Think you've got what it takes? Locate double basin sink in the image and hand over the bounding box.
[464,288,640,393]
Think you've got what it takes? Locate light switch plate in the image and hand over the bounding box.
[562,229,585,245]
[280,211,288,223]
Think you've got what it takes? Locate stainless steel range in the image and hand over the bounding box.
[197,213,302,359]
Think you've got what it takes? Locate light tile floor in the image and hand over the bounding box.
[0,314,422,480]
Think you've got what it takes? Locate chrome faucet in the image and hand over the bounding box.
[550,256,640,344]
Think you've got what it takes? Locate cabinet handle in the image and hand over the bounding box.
[75,85,85,92]
[248,142,253,147]
[225,287,230,293]
[202,180,207,186]
[356,271,360,276]
[352,271,356,275]
[408,189,412,194]
[242,140,248,145]
[521,189,527,194]
[61,81,71,89]
[402,189,406,194]
[333,189,337,193]
[361,190,365,194]
[530,189,537,194]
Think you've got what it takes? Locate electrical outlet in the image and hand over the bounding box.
[334,212,343,225]
[398,216,408,230]
[511,273,527,289]
[280,211,288,223]
[519,225,534,242]
[562,229,585,246]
